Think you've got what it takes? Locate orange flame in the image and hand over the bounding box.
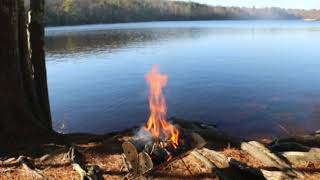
[145,65,179,148]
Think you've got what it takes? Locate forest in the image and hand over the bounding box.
[24,0,320,26]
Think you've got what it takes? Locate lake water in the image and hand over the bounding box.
[45,20,320,139]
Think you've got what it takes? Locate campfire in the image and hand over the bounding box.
[122,65,206,178]
[145,65,179,150]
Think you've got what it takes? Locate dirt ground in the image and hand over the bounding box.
[1,121,320,180]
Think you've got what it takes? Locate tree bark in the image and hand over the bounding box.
[29,0,52,128]
[0,0,52,144]
[19,0,46,130]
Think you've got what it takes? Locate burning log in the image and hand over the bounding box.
[150,146,170,165]
[122,132,206,177]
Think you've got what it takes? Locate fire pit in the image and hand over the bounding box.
[121,66,206,178]
[122,131,206,177]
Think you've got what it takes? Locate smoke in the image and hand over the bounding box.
[135,126,153,141]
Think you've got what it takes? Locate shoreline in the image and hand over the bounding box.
[1,119,319,179]
[45,19,313,29]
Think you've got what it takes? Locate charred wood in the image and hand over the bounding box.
[269,142,311,152]
[275,134,320,147]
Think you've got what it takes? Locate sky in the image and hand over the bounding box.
[184,0,320,10]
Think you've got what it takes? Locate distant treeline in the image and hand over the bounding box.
[26,0,320,26]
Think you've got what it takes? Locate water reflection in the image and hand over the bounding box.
[45,22,320,58]
[45,21,320,139]
[45,28,214,58]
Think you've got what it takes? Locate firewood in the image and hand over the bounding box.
[241,141,289,168]
[121,153,130,172]
[191,150,216,170]
[138,152,153,174]
[281,148,320,163]
[130,139,151,153]
[269,142,311,152]
[191,150,228,180]
[260,169,292,180]
[122,141,139,174]
[228,158,262,175]
[250,141,292,167]
[121,131,206,178]
[190,132,207,149]
[178,157,193,175]
[228,158,291,180]
[150,147,169,165]
[143,142,154,154]
[241,141,304,178]
[145,148,199,176]
[197,148,290,180]
[199,148,229,168]
[276,134,320,147]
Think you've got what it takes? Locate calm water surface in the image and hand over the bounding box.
[45,20,320,139]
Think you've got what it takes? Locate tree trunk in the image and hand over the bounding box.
[29,0,52,128]
[0,0,52,144]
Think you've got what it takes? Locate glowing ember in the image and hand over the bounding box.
[145,65,180,148]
